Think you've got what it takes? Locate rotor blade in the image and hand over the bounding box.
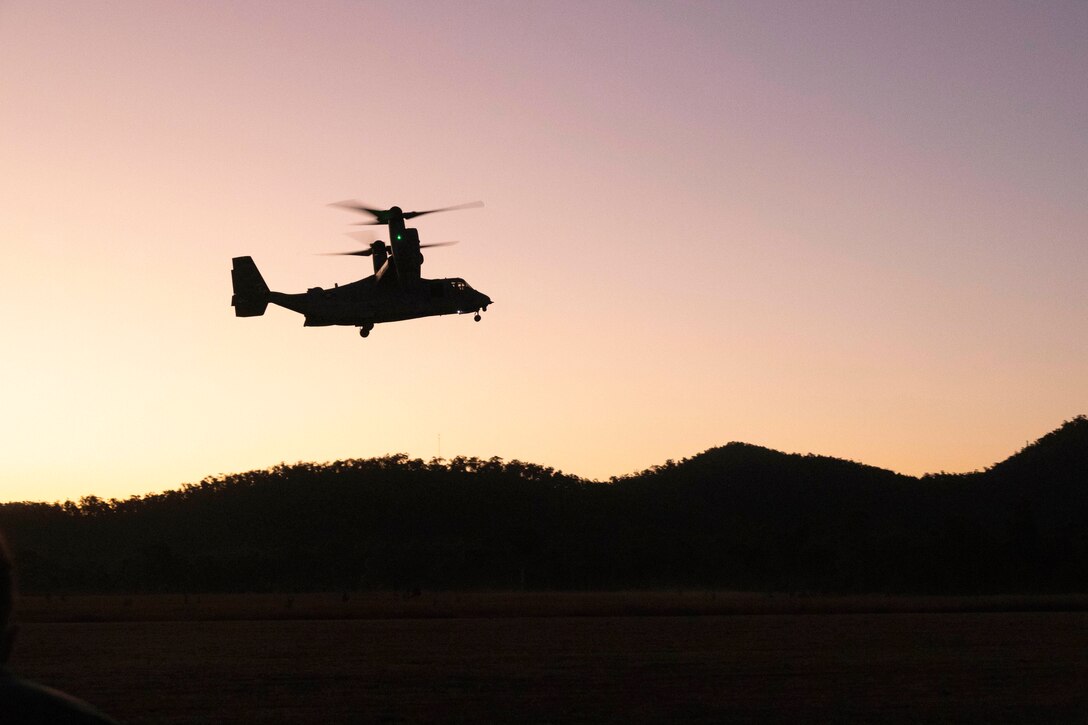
[320,235,388,256]
[332,199,483,225]
[329,200,387,220]
[318,249,373,256]
[402,201,483,220]
[374,258,391,283]
[419,240,459,249]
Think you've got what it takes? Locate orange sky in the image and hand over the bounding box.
[2,1,1086,502]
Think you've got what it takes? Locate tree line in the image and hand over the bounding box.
[1,417,1085,594]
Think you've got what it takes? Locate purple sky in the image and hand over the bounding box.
[1,0,1085,501]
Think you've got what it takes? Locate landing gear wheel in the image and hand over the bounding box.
[359,325,372,338]
[474,313,482,322]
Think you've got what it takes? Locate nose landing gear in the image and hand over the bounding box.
[474,312,482,322]
[359,323,374,338]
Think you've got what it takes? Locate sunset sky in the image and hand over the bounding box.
[2,1,1086,503]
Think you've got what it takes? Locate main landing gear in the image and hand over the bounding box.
[359,323,374,338]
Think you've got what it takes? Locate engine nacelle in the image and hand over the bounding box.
[367,241,387,276]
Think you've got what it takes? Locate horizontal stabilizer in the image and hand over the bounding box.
[231,256,270,317]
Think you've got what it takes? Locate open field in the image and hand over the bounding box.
[8,593,1088,723]
[13,590,1088,622]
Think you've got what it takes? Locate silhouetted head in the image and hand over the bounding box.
[0,533,13,664]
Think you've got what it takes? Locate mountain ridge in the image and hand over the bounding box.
[1,417,1084,594]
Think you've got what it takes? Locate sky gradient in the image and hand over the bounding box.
[2,0,1086,502]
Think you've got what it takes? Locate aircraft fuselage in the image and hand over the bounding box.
[270,275,492,328]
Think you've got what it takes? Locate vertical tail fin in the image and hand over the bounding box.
[231,256,270,317]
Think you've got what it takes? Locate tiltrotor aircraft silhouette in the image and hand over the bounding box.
[231,200,491,338]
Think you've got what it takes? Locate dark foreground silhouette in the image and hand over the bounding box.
[1,417,1085,595]
[0,536,116,724]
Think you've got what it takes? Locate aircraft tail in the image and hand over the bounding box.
[231,256,270,317]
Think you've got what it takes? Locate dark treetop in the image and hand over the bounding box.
[2,417,1085,594]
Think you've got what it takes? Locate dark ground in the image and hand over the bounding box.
[7,594,1087,723]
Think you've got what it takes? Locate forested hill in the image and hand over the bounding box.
[1,417,1085,594]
